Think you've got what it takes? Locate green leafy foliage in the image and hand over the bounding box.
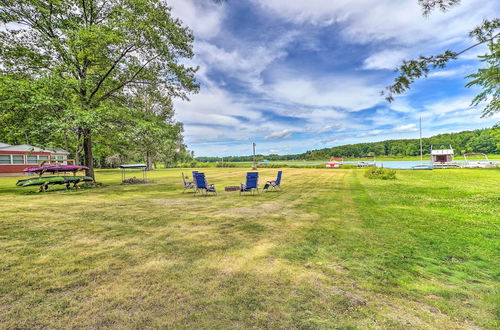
[364,167,397,180]
[0,0,199,178]
[215,162,237,168]
[417,0,461,15]
[385,3,499,117]
[384,51,457,102]
[302,128,499,160]
[466,39,500,117]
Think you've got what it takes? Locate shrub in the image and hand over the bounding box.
[258,163,285,168]
[173,161,212,168]
[364,167,396,180]
[216,162,237,168]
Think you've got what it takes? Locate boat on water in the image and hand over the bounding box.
[326,157,343,168]
[462,153,496,168]
[432,162,461,169]
[411,164,434,170]
[357,155,376,168]
[430,144,461,169]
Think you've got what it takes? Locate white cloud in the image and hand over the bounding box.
[363,49,408,70]
[183,125,233,143]
[174,86,307,145]
[194,35,294,87]
[456,43,490,60]
[174,86,260,123]
[392,123,418,132]
[264,129,294,140]
[253,0,497,47]
[389,98,416,113]
[360,129,384,137]
[268,76,383,110]
[173,86,262,143]
[403,95,498,133]
[318,133,351,145]
[168,0,498,157]
[317,124,343,134]
[368,108,403,127]
[427,64,476,79]
[423,96,473,117]
[428,69,460,78]
[168,0,224,39]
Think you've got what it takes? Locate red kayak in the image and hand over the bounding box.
[23,165,89,173]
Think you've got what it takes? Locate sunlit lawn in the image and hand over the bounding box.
[0,168,498,328]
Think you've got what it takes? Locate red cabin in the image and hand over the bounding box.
[0,143,69,175]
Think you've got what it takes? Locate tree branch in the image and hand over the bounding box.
[384,32,499,102]
[88,45,136,102]
[96,55,160,104]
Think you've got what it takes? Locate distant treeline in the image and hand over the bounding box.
[196,128,499,162]
[196,154,299,162]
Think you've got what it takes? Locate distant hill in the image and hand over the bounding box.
[195,127,500,162]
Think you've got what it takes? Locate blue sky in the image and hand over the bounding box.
[169,0,499,157]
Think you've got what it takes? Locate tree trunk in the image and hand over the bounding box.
[64,133,69,153]
[83,130,95,179]
[75,131,81,165]
[75,149,80,166]
[146,150,153,171]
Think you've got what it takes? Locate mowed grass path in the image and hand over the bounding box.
[0,168,498,329]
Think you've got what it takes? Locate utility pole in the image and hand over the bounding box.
[252,142,256,169]
[419,116,423,162]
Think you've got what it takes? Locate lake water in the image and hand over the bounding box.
[255,160,500,169]
[342,160,500,169]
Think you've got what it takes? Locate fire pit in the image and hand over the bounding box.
[225,186,240,192]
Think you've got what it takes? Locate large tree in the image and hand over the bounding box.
[0,0,199,179]
[125,85,184,170]
[385,0,499,117]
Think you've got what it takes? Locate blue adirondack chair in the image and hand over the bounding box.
[182,172,196,193]
[264,171,282,191]
[194,172,216,196]
[240,172,259,195]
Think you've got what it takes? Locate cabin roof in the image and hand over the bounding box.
[0,144,50,152]
[0,143,69,154]
[431,149,454,155]
[50,148,70,154]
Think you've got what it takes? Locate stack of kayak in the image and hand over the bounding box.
[23,165,90,175]
[17,165,93,192]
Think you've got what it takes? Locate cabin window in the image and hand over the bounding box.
[12,155,25,164]
[39,155,49,160]
[27,155,38,164]
[0,155,10,164]
[53,155,65,160]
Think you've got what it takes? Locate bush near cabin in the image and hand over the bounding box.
[365,167,397,180]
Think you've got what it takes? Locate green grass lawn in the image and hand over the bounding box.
[0,168,499,328]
